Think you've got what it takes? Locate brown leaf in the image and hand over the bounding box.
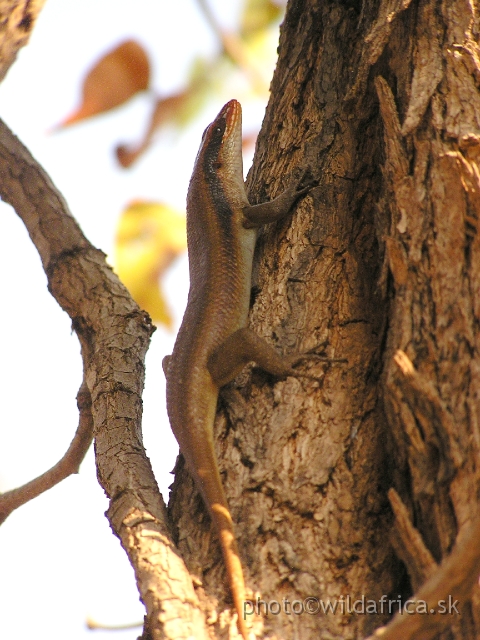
[55,40,150,129]
[116,91,190,167]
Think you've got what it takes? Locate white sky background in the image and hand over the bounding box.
[0,1,277,638]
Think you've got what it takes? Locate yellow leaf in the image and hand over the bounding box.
[241,0,282,37]
[114,201,187,328]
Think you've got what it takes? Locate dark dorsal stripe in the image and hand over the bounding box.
[202,115,235,239]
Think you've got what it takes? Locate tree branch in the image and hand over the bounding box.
[0,0,46,81]
[0,119,209,640]
[196,0,267,94]
[0,378,93,524]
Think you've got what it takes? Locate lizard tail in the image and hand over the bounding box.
[211,503,250,640]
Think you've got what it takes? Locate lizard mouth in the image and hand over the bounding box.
[221,99,242,137]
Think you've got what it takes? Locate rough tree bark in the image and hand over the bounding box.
[172,1,480,639]
[1,1,480,640]
[0,0,45,81]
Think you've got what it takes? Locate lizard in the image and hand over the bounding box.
[163,99,324,640]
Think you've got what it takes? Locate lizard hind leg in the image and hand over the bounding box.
[208,327,300,387]
[208,327,345,387]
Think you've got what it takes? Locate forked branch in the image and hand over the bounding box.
[0,119,209,640]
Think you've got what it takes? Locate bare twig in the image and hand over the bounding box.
[86,617,142,631]
[0,378,93,525]
[196,0,268,94]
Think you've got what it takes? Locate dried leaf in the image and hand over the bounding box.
[116,92,189,167]
[116,63,214,167]
[55,40,150,129]
[113,200,187,329]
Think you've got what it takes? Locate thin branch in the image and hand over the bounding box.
[0,378,93,525]
[196,0,268,94]
[86,617,142,631]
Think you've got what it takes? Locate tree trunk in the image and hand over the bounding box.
[170,1,480,639]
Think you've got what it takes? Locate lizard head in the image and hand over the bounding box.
[196,99,244,187]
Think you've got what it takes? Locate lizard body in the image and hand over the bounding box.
[164,100,315,639]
